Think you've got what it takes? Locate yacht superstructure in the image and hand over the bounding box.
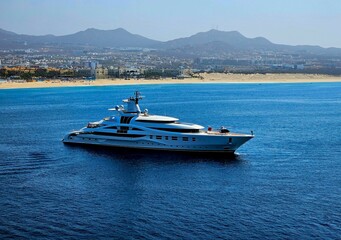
[62,92,254,154]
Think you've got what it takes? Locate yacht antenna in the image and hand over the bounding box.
[134,91,142,104]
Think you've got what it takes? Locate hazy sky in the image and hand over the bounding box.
[1,0,341,47]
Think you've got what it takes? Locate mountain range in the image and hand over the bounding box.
[1,27,340,56]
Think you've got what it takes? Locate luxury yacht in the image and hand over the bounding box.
[62,91,254,154]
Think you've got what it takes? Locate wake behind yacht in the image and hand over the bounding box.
[62,92,253,154]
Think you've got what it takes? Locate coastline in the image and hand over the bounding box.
[1,73,341,89]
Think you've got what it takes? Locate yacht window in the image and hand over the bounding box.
[150,135,153,139]
[92,132,145,138]
[165,136,169,140]
[183,137,189,141]
[192,138,196,141]
[117,126,128,134]
[156,136,162,140]
[87,123,101,128]
[120,116,134,124]
[135,120,175,123]
[171,136,178,140]
[151,127,200,133]
[229,138,232,144]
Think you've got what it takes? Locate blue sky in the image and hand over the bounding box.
[1,0,340,47]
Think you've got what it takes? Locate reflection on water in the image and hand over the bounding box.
[65,144,241,164]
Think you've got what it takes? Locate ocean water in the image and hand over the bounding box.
[0,83,340,239]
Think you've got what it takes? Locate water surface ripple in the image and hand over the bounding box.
[0,83,340,239]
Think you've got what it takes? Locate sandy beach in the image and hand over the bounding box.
[1,73,340,89]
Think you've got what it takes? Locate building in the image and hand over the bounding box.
[95,67,108,79]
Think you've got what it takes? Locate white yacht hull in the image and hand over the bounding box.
[62,132,253,154]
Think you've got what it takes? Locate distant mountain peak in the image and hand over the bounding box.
[115,27,127,32]
[207,29,220,33]
[83,27,128,32]
[0,27,339,56]
[52,27,160,48]
[203,29,242,35]
[80,28,103,32]
[187,29,246,42]
[207,29,239,33]
[164,29,260,49]
[0,28,17,36]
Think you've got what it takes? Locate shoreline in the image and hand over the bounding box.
[1,73,341,89]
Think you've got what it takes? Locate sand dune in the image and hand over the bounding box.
[1,73,340,89]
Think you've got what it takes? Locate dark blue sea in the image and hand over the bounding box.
[0,83,340,239]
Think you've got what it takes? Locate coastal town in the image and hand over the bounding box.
[1,43,341,83]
